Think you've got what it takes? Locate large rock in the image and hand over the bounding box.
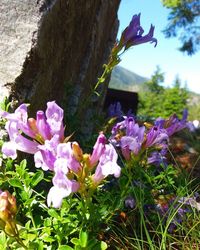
[0,0,120,124]
[0,0,41,99]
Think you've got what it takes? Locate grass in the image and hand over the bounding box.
[103,130,200,249]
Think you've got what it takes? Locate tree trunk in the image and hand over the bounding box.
[0,0,120,136]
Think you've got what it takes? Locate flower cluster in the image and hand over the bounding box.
[0,102,121,208]
[46,132,121,208]
[107,13,157,69]
[110,110,191,164]
[112,13,157,56]
[1,101,64,160]
[154,109,193,136]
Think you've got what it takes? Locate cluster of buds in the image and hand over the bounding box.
[0,190,18,236]
[0,102,121,208]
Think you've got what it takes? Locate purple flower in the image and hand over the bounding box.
[120,136,142,159]
[125,196,135,209]
[119,13,157,49]
[1,103,123,208]
[0,101,66,159]
[56,142,82,173]
[147,149,167,166]
[34,135,60,171]
[1,141,17,160]
[45,101,64,140]
[92,144,121,185]
[155,110,190,137]
[2,121,39,159]
[34,151,50,171]
[40,141,81,208]
[108,102,123,118]
[112,117,145,139]
[0,103,28,124]
[47,157,80,208]
[47,182,79,209]
[145,126,168,148]
[90,133,107,168]
[1,104,37,139]
[110,117,145,159]
[110,119,126,139]
[47,186,72,208]
[36,111,51,140]
[178,196,200,211]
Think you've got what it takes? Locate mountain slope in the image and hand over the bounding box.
[109,66,148,92]
[109,66,200,106]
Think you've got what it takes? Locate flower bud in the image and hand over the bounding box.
[72,142,83,162]
[90,133,106,168]
[83,154,90,168]
[8,194,17,215]
[0,190,18,236]
[28,118,38,134]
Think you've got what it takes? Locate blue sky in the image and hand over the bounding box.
[117,0,200,93]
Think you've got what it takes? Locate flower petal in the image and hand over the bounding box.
[2,142,17,159]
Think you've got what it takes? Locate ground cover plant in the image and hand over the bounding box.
[0,14,200,250]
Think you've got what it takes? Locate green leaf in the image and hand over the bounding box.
[20,159,27,169]
[16,164,26,177]
[48,209,60,219]
[29,242,44,250]
[27,233,37,241]
[87,240,107,250]
[31,170,44,187]
[5,159,14,171]
[42,236,55,243]
[8,178,23,189]
[100,241,107,250]
[58,246,74,250]
[94,91,100,96]
[79,230,88,247]
[87,239,98,249]
[20,190,30,201]
[71,238,80,245]
[0,231,7,249]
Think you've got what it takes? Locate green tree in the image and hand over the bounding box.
[162,0,200,55]
[188,103,200,120]
[138,69,189,119]
[138,67,165,118]
[162,77,189,118]
[187,92,200,120]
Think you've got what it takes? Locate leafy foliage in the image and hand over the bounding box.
[0,101,200,249]
[162,0,200,55]
[138,67,188,119]
[161,77,188,117]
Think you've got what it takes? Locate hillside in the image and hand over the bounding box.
[109,66,148,92]
[109,66,200,105]
[109,66,200,120]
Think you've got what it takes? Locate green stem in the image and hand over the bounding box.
[15,235,28,249]
[93,65,110,91]
[120,160,135,198]
[29,210,36,230]
[80,195,89,227]
[78,62,113,116]
[5,228,28,249]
